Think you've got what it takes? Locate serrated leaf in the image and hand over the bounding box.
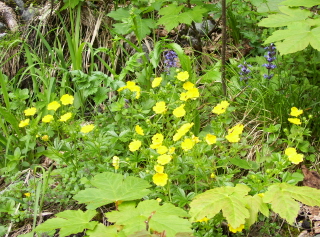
[245,194,269,227]
[107,8,131,21]
[263,183,320,224]
[112,22,132,35]
[106,200,191,237]
[258,6,311,27]
[135,17,156,41]
[93,87,109,105]
[74,172,151,209]
[264,23,320,54]
[189,184,250,228]
[86,223,119,237]
[178,6,207,25]
[281,0,320,7]
[157,4,184,31]
[35,210,97,237]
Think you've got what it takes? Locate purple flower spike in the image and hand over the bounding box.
[164,50,178,72]
[262,43,277,79]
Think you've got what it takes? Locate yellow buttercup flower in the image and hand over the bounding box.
[24,193,31,197]
[156,145,168,155]
[112,156,120,170]
[135,125,144,135]
[176,71,189,81]
[288,118,301,125]
[129,139,142,152]
[47,101,61,111]
[180,92,188,101]
[288,153,304,164]
[228,124,244,135]
[157,154,172,165]
[152,173,168,186]
[173,123,194,141]
[212,101,230,115]
[205,134,217,145]
[210,173,215,178]
[185,87,199,99]
[154,164,164,173]
[228,224,244,233]
[173,104,186,118]
[290,107,303,117]
[60,94,74,105]
[156,198,162,203]
[19,119,30,127]
[225,133,240,143]
[285,147,297,157]
[41,135,49,141]
[152,77,162,88]
[81,124,95,133]
[196,217,209,223]
[59,112,72,122]
[181,138,195,151]
[42,115,54,123]
[183,81,194,90]
[151,133,164,146]
[153,101,167,114]
[192,135,200,143]
[24,107,37,116]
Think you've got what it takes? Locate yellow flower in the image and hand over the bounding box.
[152,77,162,88]
[258,193,264,198]
[24,193,31,197]
[225,133,240,143]
[173,104,186,118]
[41,135,49,141]
[131,85,141,99]
[228,224,245,233]
[152,173,168,186]
[24,107,37,116]
[192,135,201,143]
[60,94,74,105]
[288,153,304,164]
[288,118,301,125]
[135,125,144,135]
[183,81,194,90]
[180,92,188,101]
[129,139,142,152]
[19,119,30,127]
[112,156,120,170]
[42,115,54,123]
[153,101,167,114]
[185,87,199,99]
[205,134,217,145]
[210,173,215,178]
[47,101,61,111]
[59,112,72,122]
[176,71,189,81]
[168,147,175,154]
[196,217,209,223]
[173,123,194,141]
[212,101,230,115]
[156,145,168,155]
[285,147,297,157]
[154,164,164,173]
[156,198,162,203]
[120,81,141,99]
[181,138,195,151]
[81,124,95,133]
[151,133,164,146]
[290,107,303,117]
[157,154,172,165]
[228,124,244,135]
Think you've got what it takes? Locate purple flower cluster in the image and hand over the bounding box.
[238,62,252,82]
[164,50,178,72]
[262,43,276,79]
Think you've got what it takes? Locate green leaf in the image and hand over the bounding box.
[74,172,151,209]
[281,0,320,7]
[105,200,191,237]
[0,107,21,136]
[135,17,156,41]
[263,183,320,223]
[178,6,207,25]
[107,8,131,21]
[93,87,109,105]
[264,22,320,54]
[189,184,250,228]
[35,210,98,237]
[229,158,259,170]
[112,22,132,35]
[245,194,269,227]
[86,223,119,237]
[258,6,311,27]
[157,4,184,31]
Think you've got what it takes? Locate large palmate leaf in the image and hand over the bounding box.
[74,172,151,209]
[245,194,269,227]
[281,0,320,7]
[105,200,191,237]
[189,184,250,229]
[263,183,320,224]
[35,210,97,237]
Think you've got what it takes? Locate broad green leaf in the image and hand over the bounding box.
[258,6,311,27]
[281,0,320,7]
[86,223,119,237]
[106,200,191,237]
[74,172,151,209]
[178,6,207,25]
[229,158,259,170]
[35,210,97,237]
[189,184,250,228]
[135,17,156,41]
[112,22,132,35]
[157,4,184,31]
[107,8,131,21]
[264,22,320,54]
[245,194,269,227]
[263,183,320,223]
[251,0,283,13]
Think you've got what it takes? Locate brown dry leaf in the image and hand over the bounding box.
[302,165,320,189]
